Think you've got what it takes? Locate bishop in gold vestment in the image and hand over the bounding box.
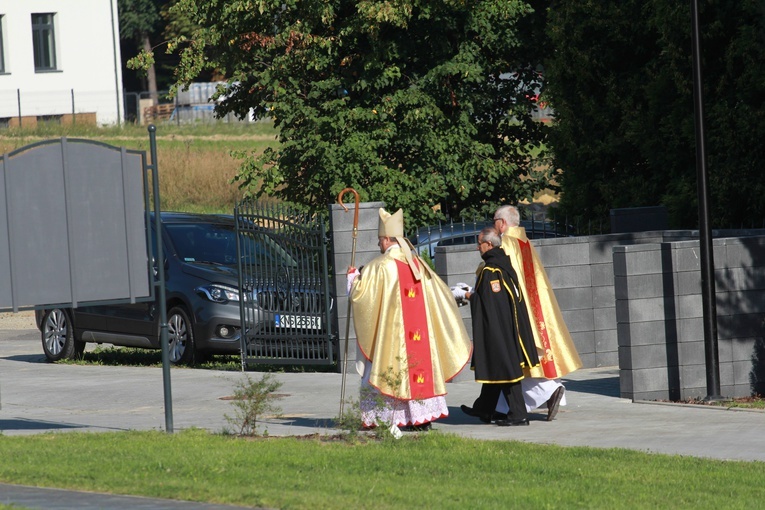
[349,208,472,430]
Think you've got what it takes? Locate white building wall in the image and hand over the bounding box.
[0,0,123,125]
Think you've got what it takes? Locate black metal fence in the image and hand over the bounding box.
[123,90,260,125]
[235,200,338,367]
[409,209,765,256]
[0,88,122,126]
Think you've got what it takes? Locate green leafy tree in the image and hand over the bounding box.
[144,0,552,226]
[545,0,765,230]
[160,0,198,41]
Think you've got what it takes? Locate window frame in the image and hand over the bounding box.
[0,15,6,73]
[31,12,58,72]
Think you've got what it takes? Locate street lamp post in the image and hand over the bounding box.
[690,0,721,400]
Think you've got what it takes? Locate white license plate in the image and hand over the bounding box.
[274,314,322,329]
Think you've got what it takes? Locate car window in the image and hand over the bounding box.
[165,223,297,266]
[437,234,479,248]
[240,231,299,267]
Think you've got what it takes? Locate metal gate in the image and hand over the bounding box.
[235,200,337,366]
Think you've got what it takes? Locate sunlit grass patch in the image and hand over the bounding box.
[58,346,337,373]
[1,429,765,509]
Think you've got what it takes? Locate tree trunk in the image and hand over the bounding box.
[142,33,158,106]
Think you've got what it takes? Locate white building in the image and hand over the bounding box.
[0,0,123,126]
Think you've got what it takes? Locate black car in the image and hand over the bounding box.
[413,219,569,258]
[36,212,323,364]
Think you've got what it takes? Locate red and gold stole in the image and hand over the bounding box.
[518,240,558,378]
[396,259,436,399]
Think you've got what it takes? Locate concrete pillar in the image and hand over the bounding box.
[329,201,384,373]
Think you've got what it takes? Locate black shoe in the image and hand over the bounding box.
[461,404,493,424]
[460,404,477,416]
[495,418,530,427]
[492,412,508,421]
[546,386,565,422]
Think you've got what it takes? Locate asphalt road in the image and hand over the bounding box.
[1,318,764,462]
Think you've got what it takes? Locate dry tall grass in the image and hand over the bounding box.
[0,123,279,213]
[157,143,244,213]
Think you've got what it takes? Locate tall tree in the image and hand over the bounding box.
[143,0,551,226]
[160,0,198,41]
[120,0,165,102]
[545,0,765,230]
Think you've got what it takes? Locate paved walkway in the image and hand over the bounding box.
[0,483,255,510]
[2,324,765,508]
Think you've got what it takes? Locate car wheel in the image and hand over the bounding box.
[167,306,195,365]
[41,308,84,362]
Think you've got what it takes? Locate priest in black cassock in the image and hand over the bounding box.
[467,226,540,426]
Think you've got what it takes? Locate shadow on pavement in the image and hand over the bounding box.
[263,416,337,431]
[561,376,620,398]
[1,354,48,363]
[0,418,83,432]
[442,405,549,425]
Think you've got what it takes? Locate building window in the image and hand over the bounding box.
[32,13,57,71]
[37,115,62,125]
[0,16,5,73]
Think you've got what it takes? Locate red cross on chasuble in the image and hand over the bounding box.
[518,239,558,378]
[395,259,436,400]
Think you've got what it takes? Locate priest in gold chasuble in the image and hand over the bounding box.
[492,205,582,421]
[348,208,472,431]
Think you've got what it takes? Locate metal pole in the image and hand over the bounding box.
[16,89,21,128]
[71,89,75,125]
[336,188,360,418]
[109,0,122,126]
[149,124,174,431]
[691,0,720,399]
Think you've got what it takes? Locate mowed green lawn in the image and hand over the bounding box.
[1,429,764,509]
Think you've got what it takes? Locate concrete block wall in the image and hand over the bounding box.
[537,237,598,367]
[615,236,765,401]
[576,232,665,368]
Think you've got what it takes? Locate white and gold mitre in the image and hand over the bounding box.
[378,208,404,238]
[377,207,421,280]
